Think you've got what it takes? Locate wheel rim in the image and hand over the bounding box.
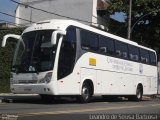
[82,86,89,100]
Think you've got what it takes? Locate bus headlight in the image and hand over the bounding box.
[38,72,52,84]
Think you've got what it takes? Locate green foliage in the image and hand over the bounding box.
[0,27,24,92]
[108,0,160,53]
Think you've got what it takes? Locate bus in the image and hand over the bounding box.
[1,19,158,103]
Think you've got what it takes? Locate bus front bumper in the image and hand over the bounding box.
[10,83,57,95]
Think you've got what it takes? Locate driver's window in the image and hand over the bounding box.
[58,27,77,80]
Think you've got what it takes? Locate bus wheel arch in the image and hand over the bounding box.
[78,79,94,103]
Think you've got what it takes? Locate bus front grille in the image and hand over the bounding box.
[18,80,38,84]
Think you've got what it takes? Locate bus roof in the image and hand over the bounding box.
[24,19,156,53]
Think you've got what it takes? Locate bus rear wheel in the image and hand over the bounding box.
[135,86,143,101]
[128,86,143,101]
[78,83,91,103]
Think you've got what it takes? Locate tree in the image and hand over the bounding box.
[108,0,160,59]
[0,27,24,92]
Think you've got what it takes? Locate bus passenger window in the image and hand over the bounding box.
[89,33,98,51]
[81,30,90,50]
[99,36,115,56]
[115,41,128,59]
[149,52,157,66]
[81,30,98,52]
[128,45,139,61]
[140,49,150,64]
[99,36,108,54]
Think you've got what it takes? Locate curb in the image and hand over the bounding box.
[0,93,39,104]
[0,93,38,96]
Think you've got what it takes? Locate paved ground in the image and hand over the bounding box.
[0,94,160,120]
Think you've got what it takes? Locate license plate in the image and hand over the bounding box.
[24,88,32,91]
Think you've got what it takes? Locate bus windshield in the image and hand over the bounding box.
[12,30,56,73]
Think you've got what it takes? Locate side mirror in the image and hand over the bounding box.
[51,30,66,45]
[1,34,21,47]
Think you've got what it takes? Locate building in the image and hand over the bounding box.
[0,23,15,29]
[15,0,110,30]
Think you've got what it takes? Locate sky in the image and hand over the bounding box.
[111,12,125,22]
[0,0,125,25]
[0,0,18,24]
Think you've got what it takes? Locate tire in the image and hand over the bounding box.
[128,86,143,102]
[128,86,143,101]
[78,83,91,103]
[135,86,143,101]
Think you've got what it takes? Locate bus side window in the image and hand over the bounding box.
[149,51,157,66]
[81,30,90,50]
[107,38,115,56]
[140,49,150,64]
[115,41,128,59]
[89,33,98,51]
[80,30,98,52]
[128,45,139,61]
[99,36,115,56]
[58,27,77,80]
[99,36,108,54]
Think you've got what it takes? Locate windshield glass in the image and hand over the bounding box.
[12,30,56,73]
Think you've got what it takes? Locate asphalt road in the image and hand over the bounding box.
[0,95,160,120]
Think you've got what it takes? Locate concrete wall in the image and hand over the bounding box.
[16,0,110,29]
[16,0,93,26]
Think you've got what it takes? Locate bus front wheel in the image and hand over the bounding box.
[78,83,91,103]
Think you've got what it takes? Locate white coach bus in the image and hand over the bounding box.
[2,19,158,103]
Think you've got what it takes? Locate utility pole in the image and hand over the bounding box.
[127,0,132,40]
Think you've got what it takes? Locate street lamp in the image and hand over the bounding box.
[127,0,132,40]
[130,12,152,33]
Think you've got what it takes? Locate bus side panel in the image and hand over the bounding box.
[120,74,135,95]
[57,69,81,95]
[138,65,157,95]
[100,70,121,95]
[80,68,97,94]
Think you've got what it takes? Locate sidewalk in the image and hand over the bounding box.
[0,93,159,103]
[0,93,39,103]
[0,93,38,96]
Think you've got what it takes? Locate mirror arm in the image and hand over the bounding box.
[2,34,21,47]
[51,30,66,45]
